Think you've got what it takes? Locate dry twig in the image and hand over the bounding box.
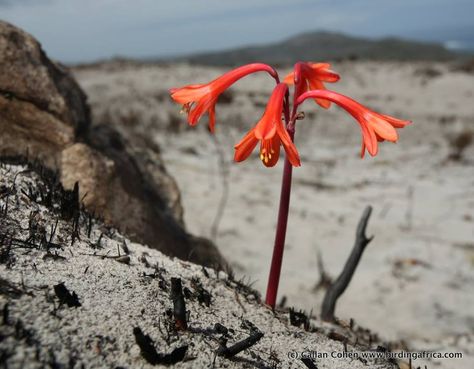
[321,206,373,322]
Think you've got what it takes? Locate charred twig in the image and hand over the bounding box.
[133,327,187,365]
[91,233,103,249]
[53,282,81,307]
[171,278,187,330]
[289,308,310,331]
[87,212,93,238]
[301,357,318,369]
[217,330,264,358]
[190,277,212,307]
[321,206,373,322]
[2,303,9,325]
[81,251,130,264]
[46,219,59,251]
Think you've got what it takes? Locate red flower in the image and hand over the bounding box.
[284,62,340,109]
[296,90,411,157]
[170,63,278,133]
[234,83,300,167]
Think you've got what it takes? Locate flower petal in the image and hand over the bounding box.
[254,83,287,140]
[360,121,378,156]
[309,79,331,109]
[170,84,209,104]
[310,63,340,82]
[276,121,301,166]
[360,140,366,158]
[365,113,398,142]
[234,128,258,162]
[254,116,277,140]
[188,96,214,125]
[283,71,295,85]
[170,63,278,130]
[295,89,410,158]
[380,113,412,128]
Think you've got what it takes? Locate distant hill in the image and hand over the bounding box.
[172,31,463,66]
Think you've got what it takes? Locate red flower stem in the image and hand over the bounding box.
[265,94,296,308]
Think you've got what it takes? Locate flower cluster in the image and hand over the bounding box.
[170,61,410,166]
[170,61,411,308]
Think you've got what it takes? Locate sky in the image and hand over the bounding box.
[1,0,473,63]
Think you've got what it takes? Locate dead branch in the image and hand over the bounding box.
[321,206,374,322]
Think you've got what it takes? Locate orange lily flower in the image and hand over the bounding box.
[170,63,278,133]
[284,62,340,109]
[234,83,300,167]
[296,90,411,157]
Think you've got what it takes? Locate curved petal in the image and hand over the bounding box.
[170,63,279,130]
[295,89,410,157]
[283,71,295,85]
[359,119,378,156]
[365,113,398,142]
[188,95,215,125]
[254,117,277,140]
[308,79,331,109]
[309,63,340,82]
[379,113,412,128]
[170,84,209,104]
[254,83,287,140]
[360,140,366,158]
[291,62,339,105]
[276,120,301,166]
[282,139,301,167]
[234,128,258,162]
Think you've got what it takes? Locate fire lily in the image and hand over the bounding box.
[284,62,340,109]
[234,83,300,167]
[295,90,411,157]
[170,63,278,133]
[168,59,411,310]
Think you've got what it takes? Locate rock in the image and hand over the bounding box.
[0,20,89,139]
[60,143,114,215]
[0,20,224,267]
[0,94,74,168]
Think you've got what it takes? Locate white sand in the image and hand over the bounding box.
[0,163,397,369]
[74,61,474,368]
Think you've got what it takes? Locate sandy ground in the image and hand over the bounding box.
[74,61,474,368]
[2,163,398,369]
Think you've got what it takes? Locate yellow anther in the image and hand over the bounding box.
[268,154,272,159]
[260,153,264,161]
[265,156,269,164]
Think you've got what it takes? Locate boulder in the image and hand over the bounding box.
[0,20,224,267]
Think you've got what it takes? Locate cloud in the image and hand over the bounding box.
[0,0,51,6]
[1,0,473,62]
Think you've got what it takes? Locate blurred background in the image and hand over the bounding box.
[2,1,473,368]
[1,0,474,62]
